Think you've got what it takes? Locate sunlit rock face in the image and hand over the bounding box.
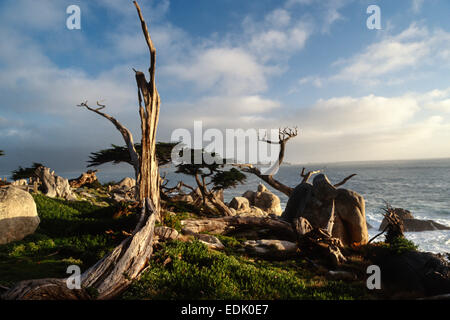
[0,186,40,244]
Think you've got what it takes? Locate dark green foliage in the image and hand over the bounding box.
[0,150,4,156]
[123,241,369,300]
[83,179,103,189]
[381,236,418,254]
[175,148,246,193]
[211,168,246,190]
[160,211,192,232]
[11,162,43,180]
[87,142,177,168]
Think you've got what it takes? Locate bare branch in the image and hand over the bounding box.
[76,101,140,180]
[333,174,357,188]
[300,167,321,184]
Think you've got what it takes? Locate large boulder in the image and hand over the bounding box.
[242,190,256,205]
[0,186,40,244]
[242,184,283,216]
[333,189,368,245]
[379,208,450,232]
[118,177,136,190]
[253,184,282,215]
[282,174,368,246]
[229,197,250,211]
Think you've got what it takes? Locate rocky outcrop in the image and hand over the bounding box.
[35,166,77,201]
[0,186,40,244]
[237,184,282,216]
[180,225,225,250]
[108,177,137,202]
[229,197,250,211]
[154,226,179,241]
[254,184,283,215]
[11,179,28,186]
[118,177,136,190]
[243,239,297,259]
[379,208,450,232]
[227,196,267,217]
[282,174,368,246]
[195,233,225,250]
[333,189,368,245]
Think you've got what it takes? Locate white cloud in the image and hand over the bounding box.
[285,0,352,33]
[283,90,450,162]
[412,0,425,13]
[301,94,420,134]
[163,47,270,95]
[298,76,324,88]
[247,23,310,62]
[0,0,63,31]
[331,23,450,84]
[265,9,291,28]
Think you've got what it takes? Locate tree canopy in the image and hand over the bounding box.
[88,142,177,168]
[174,148,246,216]
[11,163,43,181]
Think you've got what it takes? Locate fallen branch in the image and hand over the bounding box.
[181,216,297,242]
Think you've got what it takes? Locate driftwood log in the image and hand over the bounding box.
[181,216,297,242]
[69,170,99,188]
[2,1,160,300]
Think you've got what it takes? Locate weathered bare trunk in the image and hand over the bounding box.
[2,1,160,300]
[69,170,99,188]
[181,216,297,241]
[193,172,234,216]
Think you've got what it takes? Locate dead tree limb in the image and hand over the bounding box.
[236,127,299,197]
[334,174,357,188]
[77,101,140,181]
[300,167,321,184]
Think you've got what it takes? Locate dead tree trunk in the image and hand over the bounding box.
[181,216,297,241]
[193,172,234,216]
[2,1,160,300]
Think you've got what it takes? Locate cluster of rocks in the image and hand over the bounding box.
[108,177,137,202]
[379,208,450,232]
[228,184,282,217]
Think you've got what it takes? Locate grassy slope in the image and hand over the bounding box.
[0,194,373,299]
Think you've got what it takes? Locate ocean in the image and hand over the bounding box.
[2,158,449,253]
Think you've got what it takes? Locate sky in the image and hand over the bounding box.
[1,0,450,176]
